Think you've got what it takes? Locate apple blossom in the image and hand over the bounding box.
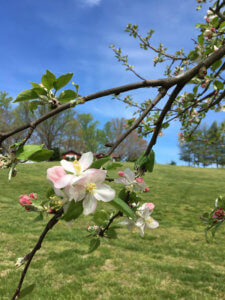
[47,166,74,189]
[69,169,115,215]
[118,171,125,177]
[114,168,147,191]
[60,152,94,184]
[19,194,32,210]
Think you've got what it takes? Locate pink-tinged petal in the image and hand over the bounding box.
[135,218,145,228]
[124,168,135,182]
[83,193,97,215]
[145,203,155,210]
[54,174,74,189]
[94,184,115,202]
[139,224,145,237]
[79,152,93,171]
[69,185,86,202]
[54,187,65,197]
[60,160,75,174]
[114,177,130,185]
[47,166,67,185]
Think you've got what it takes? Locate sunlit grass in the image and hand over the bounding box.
[0,162,225,299]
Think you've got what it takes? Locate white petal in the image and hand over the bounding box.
[114,178,130,185]
[79,152,93,171]
[54,187,65,197]
[94,184,115,202]
[145,217,159,229]
[135,218,145,228]
[139,224,145,237]
[124,168,135,182]
[83,193,98,215]
[60,160,75,174]
[54,174,74,189]
[69,185,86,202]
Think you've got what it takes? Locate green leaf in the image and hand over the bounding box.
[88,238,100,253]
[58,89,77,102]
[16,144,43,160]
[198,34,204,45]
[219,21,225,28]
[19,284,36,298]
[213,80,224,90]
[41,70,56,90]
[29,149,54,162]
[93,210,109,226]
[211,59,222,72]
[110,197,135,219]
[29,100,43,113]
[188,50,199,61]
[30,82,41,88]
[62,200,83,222]
[33,213,44,222]
[90,156,112,169]
[106,228,117,239]
[53,73,73,91]
[104,162,123,170]
[14,89,39,103]
[46,187,55,199]
[134,150,155,172]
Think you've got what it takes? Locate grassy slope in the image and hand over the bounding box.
[0,162,225,299]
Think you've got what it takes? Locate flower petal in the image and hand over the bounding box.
[114,177,130,185]
[69,185,86,202]
[124,168,135,182]
[145,217,159,229]
[54,174,74,189]
[135,218,145,228]
[139,224,145,237]
[47,166,66,184]
[83,193,97,215]
[60,160,75,174]
[79,152,93,171]
[94,184,115,202]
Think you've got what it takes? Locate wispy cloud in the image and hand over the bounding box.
[82,0,102,6]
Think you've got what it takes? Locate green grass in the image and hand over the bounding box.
[0,162,225,299]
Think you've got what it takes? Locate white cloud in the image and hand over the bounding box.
[83,0,102,6]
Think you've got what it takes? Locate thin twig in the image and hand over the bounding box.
[12,209,63,300]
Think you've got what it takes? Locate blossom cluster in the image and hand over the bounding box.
[47,152,115,215]
[19,193,38,210]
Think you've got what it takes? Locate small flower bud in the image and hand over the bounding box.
[144,187,150,192]
[136,177,144,183]
[118,171,125,177]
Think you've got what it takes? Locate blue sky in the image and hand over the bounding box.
[1,0,224,164]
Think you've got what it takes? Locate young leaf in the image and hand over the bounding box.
[110,197,135,219]
[213,80,224,90]
[90,156,112,169]
[61,200,83,222]
[88,238,100,253]
[53,73,73,91]
[16,145,43,160]
[28,149,54,162]
[46,187,55,199]
[104,162,123,170]
[13,89,39,103]
[33,213,44,222]
[19,284,36,298]
[41,70,56,90]
[58,89,77,102]
[106,228,117,239]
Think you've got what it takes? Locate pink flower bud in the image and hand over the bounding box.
[118,171,125,177]
[136,177,143,183]
[201,83,206,88]
[144,187,149,192]
[178,132,183,137]
[47,208,54,214]
[29,193,38,200]
[19,194,32,210]
[214,45,218,52]
[206,17,210,22]
[146,202,155,210]
[211,27,215,32]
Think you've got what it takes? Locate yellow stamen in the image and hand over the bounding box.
[73,160,82,175]
[146,217,153,224]
[86,182,97,193]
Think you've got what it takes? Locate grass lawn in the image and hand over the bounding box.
[0,162,225,299]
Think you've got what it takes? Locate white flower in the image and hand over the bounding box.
[60,152,94,184]
[69,169,115,215]
[120,202,159,237]
[114,168,147,191]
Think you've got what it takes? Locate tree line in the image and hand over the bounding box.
[179,121,225,168]
[0,91,147,160]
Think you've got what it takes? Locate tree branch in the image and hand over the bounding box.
[11,209,63,300]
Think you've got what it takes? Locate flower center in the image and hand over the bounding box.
[86,182,97,193]
[73,160,82,175]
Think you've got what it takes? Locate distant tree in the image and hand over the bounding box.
[104,118,147,160]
